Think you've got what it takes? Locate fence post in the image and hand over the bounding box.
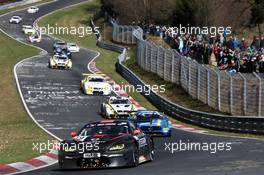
[121,26,124,43]
[145,43,148,70]
[140,41,145,68]
[150,44,153,72]
[171,50,174,82]
[157,47,159,75]
[207,69,210,105]
[197,65,200,100]
[188,60,192,94]
[136,40,141,64]
[217,71,221,111]
[239,73,247,115]
[128,26,131,44]
[254,72,262,116]
[229,73,233,114]
[163,50,166,80]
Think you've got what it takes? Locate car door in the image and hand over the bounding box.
[129,122,149,156]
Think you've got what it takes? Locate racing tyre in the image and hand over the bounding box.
[149,150,154,161]
[148,138,154,161]
[101,103,106,116]
[130,144,139,167]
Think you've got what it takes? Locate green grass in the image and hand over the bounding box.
[0,0,54,15]
[0,32,52,163]
[38,0,155,110]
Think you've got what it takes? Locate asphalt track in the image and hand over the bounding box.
[1,0,264,175]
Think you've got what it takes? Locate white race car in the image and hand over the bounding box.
[22,25,36,35]
[29,34,41,43]
[81,74,111,95]
[101,96,136,119]
[27,6,39,13]
[67,43,80,53]
[49,54,72,69]
[9,16,22,24]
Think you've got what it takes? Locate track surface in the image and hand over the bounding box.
[1,0,264,175]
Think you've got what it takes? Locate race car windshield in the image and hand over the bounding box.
[137,113,162,120]
[79,125,129,136]
[111,99,130,104]
[89,78,104,82]
[56,56,67,60]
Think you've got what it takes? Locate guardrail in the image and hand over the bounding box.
[90,18,264,134]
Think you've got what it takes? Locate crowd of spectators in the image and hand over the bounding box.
[140,23,264,74]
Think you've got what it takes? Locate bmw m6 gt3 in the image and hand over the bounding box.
[58,120,154,169]
[80,74,111,95]
[101,96,136,118]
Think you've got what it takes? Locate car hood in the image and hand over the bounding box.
[84,82,109,88]
[63,134,128,146]
[110,104,133,111]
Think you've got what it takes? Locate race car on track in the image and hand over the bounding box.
[27,6,39,13]
[58,120,154,169]
[53,40,67,50]
[53,41,72,58]
[128,111,172,136]
[49,53,72,69]
[9,16,22,24]
[29,34,41,43]
[81,74,111,95]
[22,25,36,35]
[67,43,80,53]
[101,96,136,119]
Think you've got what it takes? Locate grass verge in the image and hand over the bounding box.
[0,31,52,163]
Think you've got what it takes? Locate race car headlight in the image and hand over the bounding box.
[109,143,125,151]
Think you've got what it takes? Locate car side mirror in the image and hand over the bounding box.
[70,131,77,138]
[133,129,141,135]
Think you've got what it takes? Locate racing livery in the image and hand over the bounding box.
[101,96,136,119]
[58,120,154,169]
[128,111,172,136]
[49,53,72,69]
[81,74,111,95]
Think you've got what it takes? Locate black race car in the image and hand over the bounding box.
[58,120,154,169]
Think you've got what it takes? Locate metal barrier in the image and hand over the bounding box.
[90,18,264,134]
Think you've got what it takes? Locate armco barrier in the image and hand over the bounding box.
[90,19,264,134]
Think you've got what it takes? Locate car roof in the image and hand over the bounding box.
[136,110,161,115]
[109,96,129,100]
[84,120,129,127]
